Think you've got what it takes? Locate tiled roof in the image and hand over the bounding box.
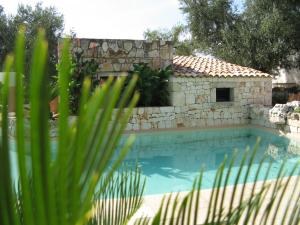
[173,55,272,78]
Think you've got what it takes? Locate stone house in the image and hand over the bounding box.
[68,38,272,130]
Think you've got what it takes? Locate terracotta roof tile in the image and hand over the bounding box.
[173,55,272,78]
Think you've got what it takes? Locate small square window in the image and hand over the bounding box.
[216,88,233,102]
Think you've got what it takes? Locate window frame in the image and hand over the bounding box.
[215,88,234,102]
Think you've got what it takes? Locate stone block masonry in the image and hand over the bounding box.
[54,38,278,133]
[124,76,273,131]
[125,105,249,131]
[169,77,272,107]
[60,38,173,77]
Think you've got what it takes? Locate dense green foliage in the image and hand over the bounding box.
[0,6,14,67]
[144,25,194,56]
[0,3,64,80]
[294,107,300,113]
[69,49,99,114]
[179,0,300,73]
[127,63,172,106]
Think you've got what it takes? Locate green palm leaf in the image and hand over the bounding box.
[1,27,300,225]
[91,166,145,225]
[0,28,139,225]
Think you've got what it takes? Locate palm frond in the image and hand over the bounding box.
[0,28,139,225]
[1,26,300,225]
[91,166,145,225]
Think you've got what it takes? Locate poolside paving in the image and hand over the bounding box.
[129,176,300,225]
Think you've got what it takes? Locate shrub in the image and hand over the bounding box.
[69,48,99,114]
[127,63,172,107]
[294,107,300,113]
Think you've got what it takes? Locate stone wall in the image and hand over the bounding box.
[7,75,276,134]
[250,105,300,134]
[169,77,272,107]
[126,105,249,131]
[125,77,273,131]
[64,38,173,76]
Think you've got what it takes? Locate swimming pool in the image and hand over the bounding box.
[119,127,300,195]
[9,127,300,196]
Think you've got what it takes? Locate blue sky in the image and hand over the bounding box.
[1,0,244,39]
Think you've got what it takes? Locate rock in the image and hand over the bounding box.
[135,40,143,48]
[109,41,119,52]
[269,104,293,116]
[141,122,151,130]
[269,103,294,125]
[171,92,185,106]
[128,49,136,57]
[160,48,170,60]
[137,108,144,115]
[101,63,113,72]
[148,50,159,57]
[73,47,83,54]
[151,41,158,50]
[136,49,144,57]
[160,107,174,113]
[118,58,126,63]
[89,41,99,48]
[158,121,166,129]
[269,115,286,125]
[124,41,133,52]
[287,101,300,108]
[185,94,195,105]
[113,64,121,71]
[102,42,108,52]
[160,40,166,46]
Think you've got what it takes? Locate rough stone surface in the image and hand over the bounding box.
[250,103,300,133]
[53,40,300,133]
[122,77,273,131]
[268,101,300,125]
[8,117,58,138]
[8,105,300,136]
[124,41,133,52]
[64,38,173,76]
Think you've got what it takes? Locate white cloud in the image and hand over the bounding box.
[1,0,186,39]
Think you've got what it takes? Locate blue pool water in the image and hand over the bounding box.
[9,127,300,196]
[119,127,300,195]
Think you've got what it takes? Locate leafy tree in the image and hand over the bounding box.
[0,6,14,66]
[144,24,195,56]
[0,3,64,80]
[179,0,300,73]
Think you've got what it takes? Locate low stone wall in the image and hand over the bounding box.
[8,104,250,136]
[287,113,300,133]
[249,105,300,133]
[123,76,271,131]
[7,105,300,136]
[8,117,58,138]
[126,105,250,131]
